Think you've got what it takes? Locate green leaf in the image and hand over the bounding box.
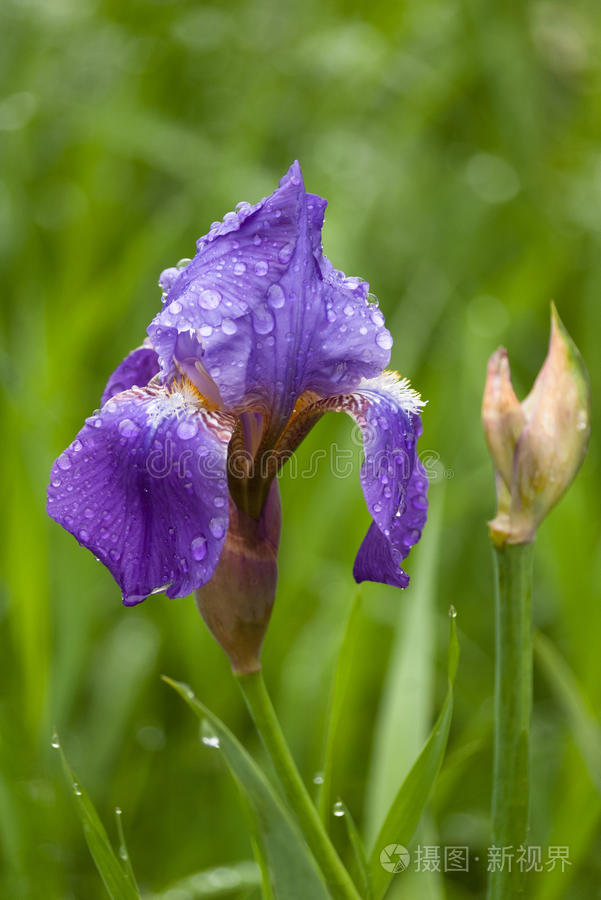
[317,591,363,825]
[142,860,261,898]
[334,802,372,900]
[365,491,444,843]
[534,631,601,797]
[368,616,459,899]
[162,677,330,900]
[52,731,139,899]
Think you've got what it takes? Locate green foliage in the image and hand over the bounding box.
[163,677,330,900]
[53,733,139,899]
[1,0,600,897]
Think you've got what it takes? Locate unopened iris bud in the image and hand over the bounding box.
[483,304,591,545]
[195,484,281,675]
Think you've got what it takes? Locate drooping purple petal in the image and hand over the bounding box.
[353,458,429,588]
[47,380,235,604]
[312,371,427,588]
[101,342,160,406]
[147,161,392,427]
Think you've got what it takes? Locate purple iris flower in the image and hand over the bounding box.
[47,162,428,607]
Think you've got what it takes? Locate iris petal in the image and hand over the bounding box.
[47,382,235,604]
[148,161,392,425]
[280,371,427,588]
[101,342,160,406]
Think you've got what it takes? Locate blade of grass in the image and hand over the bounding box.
[163,677,331,900]
[52,731,139,899]
[368,615,459,899]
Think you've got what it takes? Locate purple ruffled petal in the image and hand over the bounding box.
[101,342,160,406]
[353,458,429,588]
[318,371,428,588]
[148,161,392,426]
[47,382,235,604]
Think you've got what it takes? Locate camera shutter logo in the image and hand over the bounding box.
[380,844,411,873]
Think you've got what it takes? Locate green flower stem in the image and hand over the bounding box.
[488,541,535,900]
[236,670,361,900]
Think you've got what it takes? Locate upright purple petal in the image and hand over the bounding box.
[101,342,160,406]
[47,380,235,604]
[148,162,392,427]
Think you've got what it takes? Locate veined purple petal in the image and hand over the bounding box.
[101,341,160,406]
[47,381,235,604]
[148,161,392,427]
[316,371,427,588]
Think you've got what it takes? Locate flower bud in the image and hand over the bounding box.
[482,304,591,545]
[195,483,281,674]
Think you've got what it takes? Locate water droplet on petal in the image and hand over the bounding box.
[267,284,286,308]
[376,331,393,350]
[118,418,140,438]
[191,536,207,561]
[79,528,89,541]
[72,439,83,452]
[222,318,237,335]
[176,258,192,269]
[84,507,94,519]
[254,260,269,276]
[343,303,355,317]
[168,300,182,315]
[209,517,226,539]
[234,262,247,275]
[199,324,213,337]
[199,289,222,310]
[253,234,262,246]
[254,305,274,335]
[278,242,294,264]
[177,419,198,440]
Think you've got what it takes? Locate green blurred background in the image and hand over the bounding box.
[1,0,600,897]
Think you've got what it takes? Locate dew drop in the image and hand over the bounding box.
[118,418,140,438]
[278,242,294,264]
[72,439,83,452]
[73,783,82,797]
[51,732,60,749]
[168,300,182,315]
[449,605,457,619]
[201,720,220,749]
[79,529,89,541]
[84,507,94,519]
[376,331,393,350]
[222,318,237,335]
[199,324,213,337]
[209,517,226,539]
[254,260,269,276]
[51,478,61,488]
[267,284,286,308]
[253,234,262,246]
[176,257,191,269]
[332,801,345,818]
[313,772,324,785]
[199,289,222,310]
[253,306,274,335]
[177,419,198,440]
[191,535,207,561]
[343,303,355,317]
[234,262,247,275]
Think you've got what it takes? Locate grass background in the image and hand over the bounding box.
[1,0,600,897]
